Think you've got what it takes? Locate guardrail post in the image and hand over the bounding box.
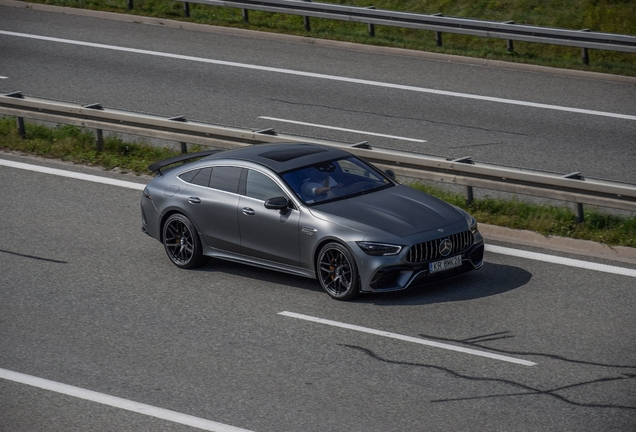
[127,0,133,10]
[504,22,515,52]
[180,142,188,154]
[562,172,586,223]
[576,203,585,223]
[436,32,442,47]
[183,2,190,18]
[432,14,443,46]
[242,8,249,23]
[366,7,376,37]
[582,47,589,65]
[95,129,104,152]
[580,29,591,65]
[303,0,311,32]
[465,186,474,206]
[16,117,26,139]
[451,156,475,205]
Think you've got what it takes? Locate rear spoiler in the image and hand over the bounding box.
[148,150,222,175]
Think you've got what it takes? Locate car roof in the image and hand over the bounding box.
[201,143,352,173]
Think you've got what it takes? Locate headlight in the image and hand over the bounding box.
[356,242,403,256]
[469,216,479,234]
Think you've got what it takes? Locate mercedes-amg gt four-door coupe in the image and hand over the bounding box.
[141,143,484,300]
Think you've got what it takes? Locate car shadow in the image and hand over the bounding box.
[196,260,531,304]
[361,262,532,305]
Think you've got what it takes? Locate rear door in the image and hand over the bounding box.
[180,166,242,253]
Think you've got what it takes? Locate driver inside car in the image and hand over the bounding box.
[301,166,343,199]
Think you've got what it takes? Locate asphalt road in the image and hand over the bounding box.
[1,3,636,431]
[1,1,636,185]
[1,154,635,431]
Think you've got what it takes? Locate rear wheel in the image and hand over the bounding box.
[162,214,207,269]
[317,242,359,300]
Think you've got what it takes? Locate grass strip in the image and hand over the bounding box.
[1,116,634,247]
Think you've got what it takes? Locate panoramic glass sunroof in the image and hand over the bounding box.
[259,146,328,162]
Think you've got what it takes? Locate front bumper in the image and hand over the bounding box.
[357,237,485,293]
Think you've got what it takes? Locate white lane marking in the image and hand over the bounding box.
[3,158,636,278]
[0,159,145,190]
[0,76,8,79]
[0,368,254,432]
[1,30,635,121]
[279,311,537,366]
[258,116,427,142]
[486,244,636,278]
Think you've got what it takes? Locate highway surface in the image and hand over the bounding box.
[1,152,636,431]
[0,1,635,185]
[1,2,636,431]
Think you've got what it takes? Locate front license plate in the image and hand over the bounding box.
[429,255,462,273]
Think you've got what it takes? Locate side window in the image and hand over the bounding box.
[209,166,242,193]
[178,169,200,183]
[190,167,213,187]
[245,170,285,201]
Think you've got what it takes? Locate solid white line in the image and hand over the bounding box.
[0,368,254,432]
[0,159,145,190]
[278,311,537,366]
[1,30,635,121]
[0,76,8,79]
[485,244,636,278]
[258,116,427,142]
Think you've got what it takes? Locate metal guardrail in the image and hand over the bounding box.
[1,92,635,218]
[130,0,636,65]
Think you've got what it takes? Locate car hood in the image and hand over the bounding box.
[308,185,467,238]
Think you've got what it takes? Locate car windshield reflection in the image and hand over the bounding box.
[281,156,393,205]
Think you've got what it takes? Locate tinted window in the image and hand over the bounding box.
[209,166,241,193]
[179,169,199,183]
[281,156,392,205]
[245,170,285,201]
[190,167,212,187]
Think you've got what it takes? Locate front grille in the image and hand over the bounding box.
[406,230,474,263]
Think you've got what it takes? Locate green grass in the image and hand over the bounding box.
[0,117,193,175]
[1,116,634,247]
[21,0,636,76]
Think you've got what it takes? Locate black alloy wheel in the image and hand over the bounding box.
[318,242,359,300]
[162,214,207,269]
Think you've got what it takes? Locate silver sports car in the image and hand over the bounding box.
[141,143,484,300]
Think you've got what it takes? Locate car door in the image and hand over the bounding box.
[180,165,242,253]
[238,169,300,266]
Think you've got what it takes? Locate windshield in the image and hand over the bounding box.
[281,156,393,205]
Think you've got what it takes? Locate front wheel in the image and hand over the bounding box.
[162,214,208,269]
[317,243,359,301]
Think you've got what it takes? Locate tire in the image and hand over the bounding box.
[317,242,359,301]
[162,214,208,269]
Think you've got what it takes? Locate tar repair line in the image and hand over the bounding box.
[2,157,635,279]
[1,30,636,121]
[279,311,536,366]
[0,368,254,432]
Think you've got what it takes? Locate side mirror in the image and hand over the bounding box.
[385,169,396,180]
[264,196,290,214]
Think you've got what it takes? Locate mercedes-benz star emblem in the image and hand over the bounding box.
[439,239,453,256]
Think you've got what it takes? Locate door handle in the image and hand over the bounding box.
[242,207,255,216]
[188,197,201,204]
